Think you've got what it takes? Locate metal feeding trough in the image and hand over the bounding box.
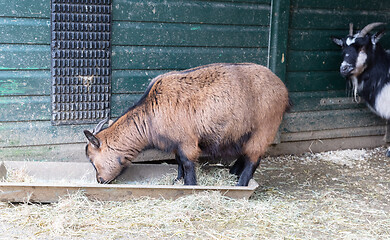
[0,161,259,203]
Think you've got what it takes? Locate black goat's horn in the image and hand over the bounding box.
[357,22,386,37]
[349,23,354,36]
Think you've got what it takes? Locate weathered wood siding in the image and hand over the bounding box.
[0,0,89,161]
[110,0,271,117]
[0,0,273,161]
[0,0,389,161]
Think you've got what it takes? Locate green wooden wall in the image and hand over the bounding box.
[110,0,271,117]
[0,0,389,161]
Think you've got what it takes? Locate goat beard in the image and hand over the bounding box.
[350,76,361,103]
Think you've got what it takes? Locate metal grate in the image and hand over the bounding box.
[51,0,112,125]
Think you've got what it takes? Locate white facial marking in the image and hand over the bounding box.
[346,37,355,46]
[375,83,390,119]
[352,51,367,76]
[356,51,367,67]
[341,61,350,68]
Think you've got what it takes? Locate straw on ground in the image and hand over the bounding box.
[0,147,389,239]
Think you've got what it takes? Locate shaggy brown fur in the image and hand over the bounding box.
[85,63,290,186]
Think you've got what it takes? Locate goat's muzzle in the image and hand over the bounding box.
[340,64,354,77]
[97,176,112,184]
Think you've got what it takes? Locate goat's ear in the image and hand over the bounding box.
[331,37,344,47]
[84,130,100,148]
[372,30,385,45]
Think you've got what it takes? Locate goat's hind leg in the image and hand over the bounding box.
[386,147,390,157]
[237,156,260,186]
[229,155,246,176]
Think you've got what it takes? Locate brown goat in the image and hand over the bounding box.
[84,63,290,186]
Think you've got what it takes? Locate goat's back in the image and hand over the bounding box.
[143,63,289,157]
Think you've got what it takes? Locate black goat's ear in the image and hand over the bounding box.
[372,30,385,45]
[84,130,100,148]
[331,37,344,47]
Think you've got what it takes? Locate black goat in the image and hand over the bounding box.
[332,22,390,156]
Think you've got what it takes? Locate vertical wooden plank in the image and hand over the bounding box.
[267,0,290,81]
[268,0,290,144]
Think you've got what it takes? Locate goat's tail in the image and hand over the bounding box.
[286,96,293,112]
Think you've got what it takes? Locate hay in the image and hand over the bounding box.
[3,164,238,186]
[314,149,368,168]
[123,165,237,186]
[0,147,389,239]
[0,189,389,239]
[0,166,35,183]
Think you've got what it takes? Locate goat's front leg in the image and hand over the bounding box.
[173,153,184,184]
[178,152,197,185]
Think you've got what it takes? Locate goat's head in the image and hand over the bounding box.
[332,22,386,78]
[84,118,128,184]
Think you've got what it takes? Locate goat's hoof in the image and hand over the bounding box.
[172,177,182,185]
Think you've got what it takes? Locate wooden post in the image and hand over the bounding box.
[268,0,290,82]
[268,0,290,144]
